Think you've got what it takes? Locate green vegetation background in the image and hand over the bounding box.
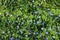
[0,0,60,40]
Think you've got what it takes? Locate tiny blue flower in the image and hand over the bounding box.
[58,32,60,34]
[32,0,34,2]
[40,33,42,37]
[19,30,23,34]
[17,25,19,29]
[48,12,53,16]
[10,37,13,40]
[46,32,48,34]
[57,32,59,34]
[34,11,40,14]
[55,17,59,20]
[37,20,41,24]
[45,37,48,40]
[16,38,19,40]
[34,32,38,35]
[37,16,41,18]
[35,32,38,35]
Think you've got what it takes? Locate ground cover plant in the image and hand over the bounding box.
[0,0,60,40]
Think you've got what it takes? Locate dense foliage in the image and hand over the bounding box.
[0,0,60,40]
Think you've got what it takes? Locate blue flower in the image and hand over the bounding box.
[32,0,34,2]
[46,32,48,34]
[37,20,41,24]
[15,38,19,40]
[45,37,48,40]
[40,33,42,37]
[10,37,13,40]
[58,32,60,34]
[34,32,38,35]
[48,12,53,16]
[37,16,41,18]
[16,25,20,29]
